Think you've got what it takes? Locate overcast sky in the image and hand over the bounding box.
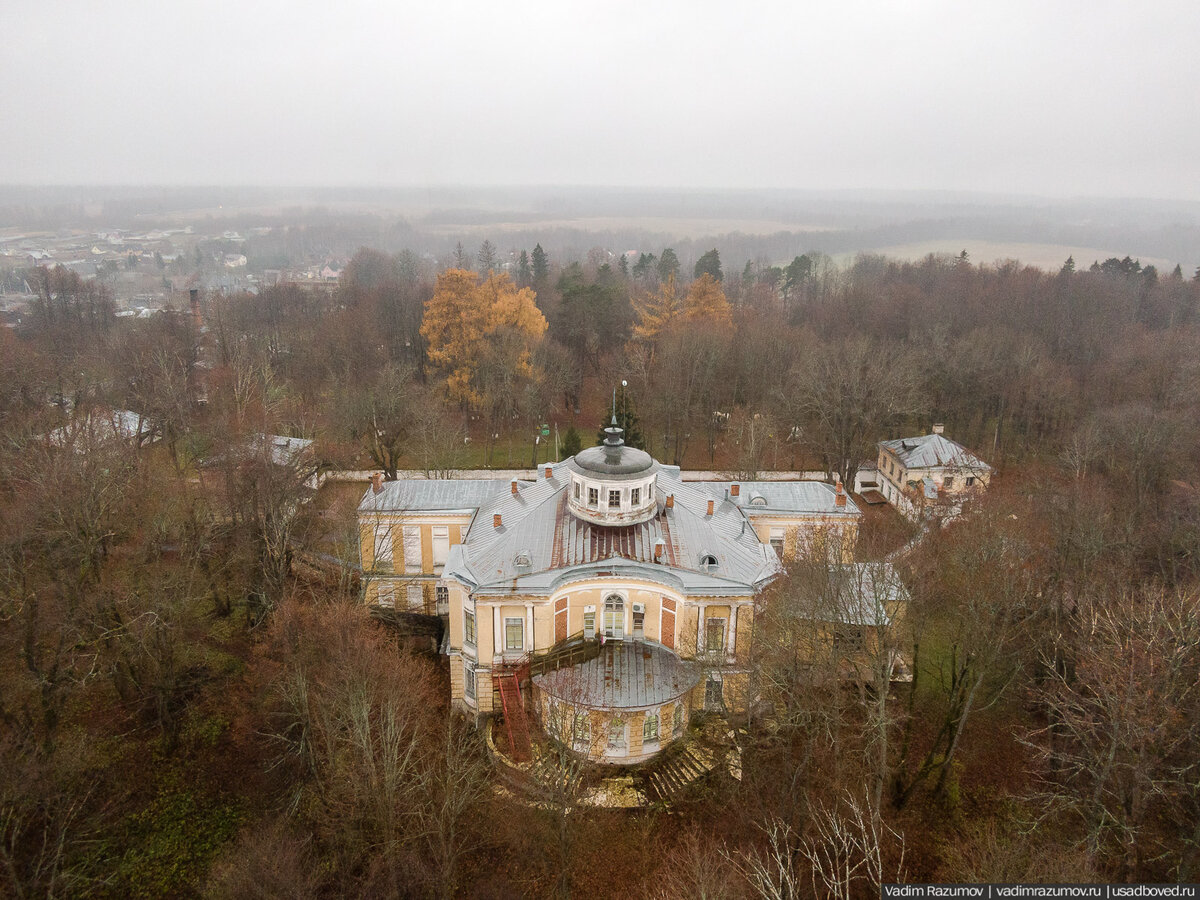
[3,0,1198,199]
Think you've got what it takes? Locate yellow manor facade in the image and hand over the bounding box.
[358,421,861,765]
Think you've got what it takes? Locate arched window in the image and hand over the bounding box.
[749,494,767,506]
[700,554,718,572]
[603,594,624,639]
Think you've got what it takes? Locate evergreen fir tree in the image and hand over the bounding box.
[596,385,645,449]
[560,425,582,459]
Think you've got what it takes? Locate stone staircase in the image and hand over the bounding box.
[638,739,721,804]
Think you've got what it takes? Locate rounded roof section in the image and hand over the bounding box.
[573,443,654,476]
[534,641,700,710]
[570,419,655,479]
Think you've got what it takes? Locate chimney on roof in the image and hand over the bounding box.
[371,472,383,494]
[654,539,665,562]
[835,481,847,507]
[493,513,502,528]
[730,483,740,498]
[511,480,519,496]
[707,499,715,516]
[544,465,552,479]
[666,494,675,509]
[932,423,945,435]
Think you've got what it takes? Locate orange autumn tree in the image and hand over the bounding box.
[631,273,683,346]
[421,269,548,406]
[684,273,732,326]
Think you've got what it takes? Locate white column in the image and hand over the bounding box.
[728,605,738,657]
[525,603,534,653]
[493,605,502,661]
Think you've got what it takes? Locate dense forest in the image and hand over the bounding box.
[2,243,1199,897]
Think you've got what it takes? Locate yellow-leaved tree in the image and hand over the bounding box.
[684,273,732,326]
[631,274,683,346]
[421,269,548,406]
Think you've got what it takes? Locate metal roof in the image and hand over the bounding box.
[879,433,992,472]
[534,641,701,709]
[698,481,861,517]
[358,478,515,513]
[445,463,781,595]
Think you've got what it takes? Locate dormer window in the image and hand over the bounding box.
[700,554,718,572]
[749,494,767,506]
[514,550,532,571]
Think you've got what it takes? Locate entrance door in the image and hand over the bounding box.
[603,594,624,640]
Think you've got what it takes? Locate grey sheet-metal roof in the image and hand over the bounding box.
[796,563,909,627]
[880,433,992,472]
[445,462,781,595]
[258,434,313,468]
[359,478,515,514]
[534,641,701,710]
[699,480,861,517]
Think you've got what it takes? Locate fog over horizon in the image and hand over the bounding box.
[4,1,1199,202]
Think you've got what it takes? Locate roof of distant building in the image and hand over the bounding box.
[879,433,992,472]
[697,480,860,517]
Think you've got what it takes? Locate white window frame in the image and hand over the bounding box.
[607,717,627,751]
[432,525,450,567]
[504,617,524,652]
[583,608,596,639]
[608,489,621,509]
[631,487,640,505]
[375,580,396,608]
[406,583,423,611]
[643,712,659,744]
[588,486,598,507]
[603,594,625,640]
[373,523,393,567]
[403,525,421,573]
[464,608,477,647]
[464,661,476,701]
[706,617,726,653]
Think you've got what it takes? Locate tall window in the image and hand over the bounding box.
[607,717,626,751]
[375,581,395,607]
[435,584,449,611]
[604,595,624,640]
[583,610,595,639]
[631,487,640,505]
[632,607,644,639]
[643,713,659,744]
[705,677,723,709]
[403,525,421,573]
[504,617,524,652]
[432,526,450,567]
[646,481,653,500]
[373,524,393,568]
[706,618,726,653]
[588,487,598,507]
[573,711,590,748]
[464,662,476,701]
[673,704,683,735]
[769,527,785,558]
[573,482,580,500]
[464,609,476,646]
[608,489,621,509]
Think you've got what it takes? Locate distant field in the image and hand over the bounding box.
[425,216,838,239]
[846,240,1177,273]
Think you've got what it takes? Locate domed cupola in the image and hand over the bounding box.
[565,416,659,526]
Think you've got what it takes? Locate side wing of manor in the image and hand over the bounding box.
[357,421,878,766]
